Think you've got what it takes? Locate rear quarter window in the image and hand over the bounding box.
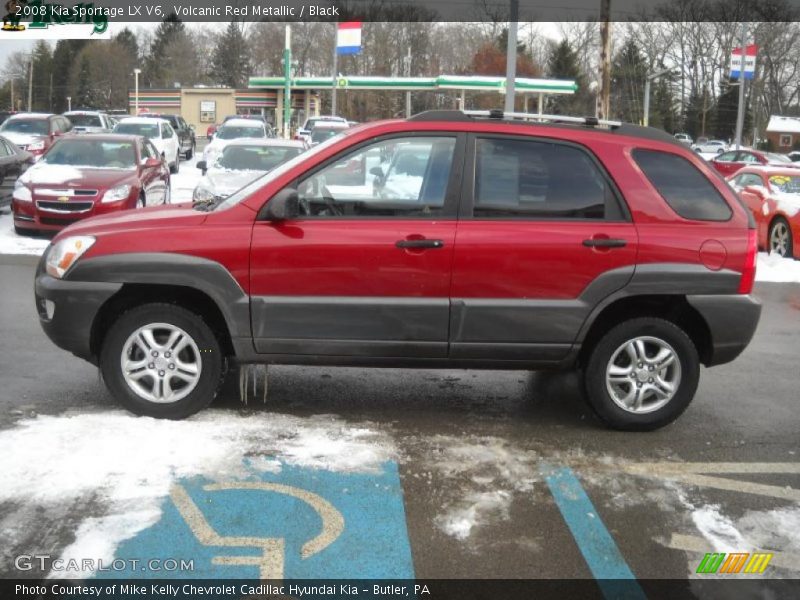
[632,149,733,221]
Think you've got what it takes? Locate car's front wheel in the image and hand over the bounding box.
[100,303,223,419]
[584,317,700,431]
[769,217,793,258]
[170,151,180,174]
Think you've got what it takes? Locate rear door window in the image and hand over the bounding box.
[471,137,623,220]
[633,149,732,221]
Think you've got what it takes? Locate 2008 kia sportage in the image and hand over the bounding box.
[34,110,761,430]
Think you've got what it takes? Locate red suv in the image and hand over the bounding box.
[34,110,761,430]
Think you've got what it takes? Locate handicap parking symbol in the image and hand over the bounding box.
[100,461,414,579]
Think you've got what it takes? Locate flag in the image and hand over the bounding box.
[337,22,362,55]
[730,44,758,80]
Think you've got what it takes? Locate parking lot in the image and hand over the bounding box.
[1,206,799,590]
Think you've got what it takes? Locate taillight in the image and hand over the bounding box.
[738,229,757,294]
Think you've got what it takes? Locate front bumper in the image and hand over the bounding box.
[34,254,122,363]
[13,195,131,232]
[687,294,762,366]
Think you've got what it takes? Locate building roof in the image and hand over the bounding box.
[766,116,800,134]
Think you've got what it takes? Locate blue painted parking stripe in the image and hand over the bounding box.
[541,463,646,600]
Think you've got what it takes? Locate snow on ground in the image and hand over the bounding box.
[756,252,800,283]
[0,409,395,576]
[422,436,539,541]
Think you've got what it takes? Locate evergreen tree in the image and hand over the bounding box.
[144,13,185,87]
[115,28,139,61]
[51,40,87,112]
[546,39,589,115]
[713,79,752,143]
[650,78,677,133]
[209,22,252,88]
[73,56,94,109]
[31,40,54,111]
[610,39,647,124]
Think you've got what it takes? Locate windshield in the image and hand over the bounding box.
[769,174,800,194]
[113,122,159,138]
[0,119,49,136]
[67,114,103,128]
[311,128,345,144]
[765,153,791,163]
[216,125,265,140]
[43,139,136,169]
[210,134,342,212]
[217,145,303,171]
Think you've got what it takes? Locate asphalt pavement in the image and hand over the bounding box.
[0,253,798,591]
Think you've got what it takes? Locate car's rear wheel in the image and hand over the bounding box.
[769,217,793,258]
[170,152,180,174]
[100,303,223,419]
[584,317,699,431]
[184,143,194,160]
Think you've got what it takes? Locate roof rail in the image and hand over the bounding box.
[407,109,621,129]
[463,110,622,129]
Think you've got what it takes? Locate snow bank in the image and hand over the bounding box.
[756,252,800,283]
[0,212,50,255]
[0,409,395,576]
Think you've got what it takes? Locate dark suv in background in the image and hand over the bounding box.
[147,113,196,159]
[34,110,760,431]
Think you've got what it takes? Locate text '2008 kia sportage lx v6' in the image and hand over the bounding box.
[34,110,761,430]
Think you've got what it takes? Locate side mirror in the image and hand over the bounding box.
[196,160,207,172]
[259,188,299,221]
[369,166,384,177]
[143,157,162,168]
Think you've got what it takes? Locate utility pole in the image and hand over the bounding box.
[643,68,672,127]
[283,25,292,139]
[503,0,519,113]
[734,22,748,150]
[405,46,412,118]
[598,0,612,119]
[27,56,33,112]
[331,23,338,116]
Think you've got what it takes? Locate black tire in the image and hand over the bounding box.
[14,224,36,236]
[184,143,194,160]
[170,153,180,174]
[584,317,700,431]
[100,303,223,419]
[768,217,794,258]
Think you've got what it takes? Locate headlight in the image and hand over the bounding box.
[45,236,95,279]
[102,184,132,203]
[13,180,32,202]
[26,141,45,151]
[192,183,216,203]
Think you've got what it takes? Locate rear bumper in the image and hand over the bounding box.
[34,255,121,363]
[687,294,762,366]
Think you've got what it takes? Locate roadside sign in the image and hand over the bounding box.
[730,44,758,80]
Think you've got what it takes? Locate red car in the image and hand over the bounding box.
[12,134,170,235]
[709,148,794,177]
[0,112,73,160]
[729,165,800,258]
[34,110,760,431]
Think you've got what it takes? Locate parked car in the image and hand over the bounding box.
[692,139,728,154]
[0,111,17,125]
[145,113,196,159]
[0,134,34,209]
[708,149,794,177]
[203,118,270,165]
[113,117,180,173]
[194,139,306,203]
[295,115,349,143]
[729,166,800,259]
[64,110,114,134]
[0,113,72,160]
[787,151,800,162]
[674,133,693,146]
[33,109,761,431]
[12,134,170,235]
[310,122,349,145]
